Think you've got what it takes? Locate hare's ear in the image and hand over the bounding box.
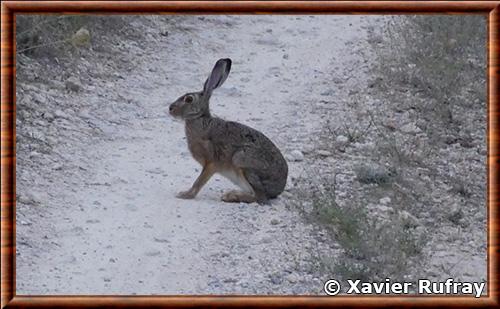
[203,58,232,97]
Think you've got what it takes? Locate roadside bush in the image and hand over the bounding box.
[299,175,426,288]
[373,16,486,143]
[16,15,136,58]
[300,15,486,288]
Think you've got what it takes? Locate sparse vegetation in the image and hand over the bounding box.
[354,163,394,185]
[15,14,487,294]
[296,174,427,287]
[295,15,487,290]
[16,15,154,59]
[370,15,486,145]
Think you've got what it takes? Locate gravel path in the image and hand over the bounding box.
[16,15,375,294]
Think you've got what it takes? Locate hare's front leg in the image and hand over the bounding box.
[176,163,215,199]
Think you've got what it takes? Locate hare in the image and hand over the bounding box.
[169,58,288,204]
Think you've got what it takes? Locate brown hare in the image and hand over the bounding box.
[169,58,288,204]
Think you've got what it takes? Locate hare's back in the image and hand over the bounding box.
[211,119,287,170]
[210,119,278,154]
[209,119,288,197]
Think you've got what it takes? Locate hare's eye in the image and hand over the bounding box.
[184,95,194,103]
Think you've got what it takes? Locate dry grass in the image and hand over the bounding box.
[298,15,486,288]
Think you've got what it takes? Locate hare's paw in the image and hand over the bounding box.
[176,189,196,199]
[222,190,257,203]
[222,190,240,203]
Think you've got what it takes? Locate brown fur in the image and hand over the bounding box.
[169,58,288,203]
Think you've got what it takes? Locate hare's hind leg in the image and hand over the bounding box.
[222,190,258,203]
[220,168,266,204]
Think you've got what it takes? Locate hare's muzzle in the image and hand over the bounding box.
[169,102,180,117]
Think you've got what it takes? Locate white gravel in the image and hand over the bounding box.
[16,15,372,295]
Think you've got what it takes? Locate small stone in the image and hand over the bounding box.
[286,273,299,283]
[260,237,273,244]
[320,90,334,96]
[65,77,82,92]
[283,53,289,59]
[332,77,343,84]
[71,28,90,47]
[447,204,464,225]
[18,192,43,205]
[29,151,41,159]
[379,197,391,205]
[145,251,161,257]
[399,210,420,227]
[42,112,55,121]
[317,150,332,157]
[355,164,393,185]
[289,150,304,162]
[223,277,238,283]
[269,273,282,285]
[32,93,47,104]
[53,163,63,170]
[400,123,420,134]
[54,109,69,119]
[376,205,393,213]
[270,219,280,225]
[336,135,349,143]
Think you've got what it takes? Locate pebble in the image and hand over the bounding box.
[376,205,393,213]
[332,77,344,84]
[53,163,63,170]
[54,110,69,119]
[399,210,420,227]
[269,273,282,285]
[400,122,420,134]
[260,236,273,244]
[42,112,55,121]
[71,28,90,47]
[29,151,41,159]
[145,251,161,257]
[65,77,82,92]
[335,135,349,143]
[379,197,391,205]
[316,150,332,157]
[289,150,304,162]
[286,273,299,283]
[270,219,280,225]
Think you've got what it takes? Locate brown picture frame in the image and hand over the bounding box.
[1,0,499,308]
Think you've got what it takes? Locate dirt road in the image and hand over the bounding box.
[16,15,374,294]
